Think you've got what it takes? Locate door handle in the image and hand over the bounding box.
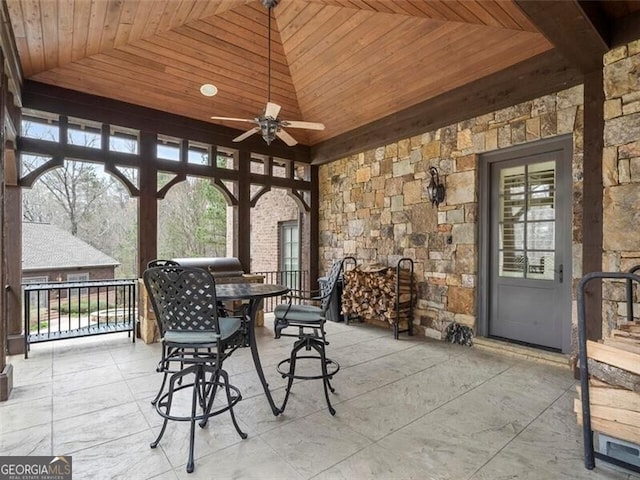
[554,264,563,283]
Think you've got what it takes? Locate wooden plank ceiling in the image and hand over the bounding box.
[6,0,551,146]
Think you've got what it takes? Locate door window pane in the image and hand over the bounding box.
[527,161,555,221]
[498,161,556,279]
[499,251,526,278]
[499,222,525,250]
[527,221,555,250]
[280,222,300,289]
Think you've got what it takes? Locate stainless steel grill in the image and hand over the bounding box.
[172,257,247,282]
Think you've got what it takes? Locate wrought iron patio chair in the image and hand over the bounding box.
[273,259,343,415]
[146,259,184,405]
[149,258,231,319]
[143,265,247,473]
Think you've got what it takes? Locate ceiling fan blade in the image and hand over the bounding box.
[211,116,255,123]
[276,129,298,146]
[233,127,260,142]
[281,120,325,131]
[264,102,281,119]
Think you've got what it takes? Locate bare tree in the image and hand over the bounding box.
[23,184,56,223]
[39,161,112,235]
[22,121,115,235]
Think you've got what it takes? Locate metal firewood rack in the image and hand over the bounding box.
[343,257,415,339]
[577,270,640,474]
[393,257,415,339]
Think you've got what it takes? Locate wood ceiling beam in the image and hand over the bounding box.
[18,135,311,191]
[611,10,640,47]
[515,0,609,74]
[21,80,310,163]
[310,49,582,166]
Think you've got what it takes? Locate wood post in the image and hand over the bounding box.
[4,185,22,355]
[137,132,157,276]
[237,150,251,273]
[309,165,319,290]
[582,69,604,342]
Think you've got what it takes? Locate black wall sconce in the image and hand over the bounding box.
[427,166,445,207]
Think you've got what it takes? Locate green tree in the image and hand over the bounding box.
[158,176,227,258]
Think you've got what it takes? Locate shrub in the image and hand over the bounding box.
[57,300,117,314]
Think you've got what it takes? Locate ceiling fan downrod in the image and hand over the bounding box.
[262,0,279,107]
[209,0,323,147]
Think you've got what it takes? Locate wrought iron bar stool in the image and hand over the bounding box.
[273,259,344,415]
[143,265,247,473]
[146,260,181,406]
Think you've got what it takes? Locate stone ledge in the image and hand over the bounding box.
[7,334,24,356]
[0,363,14,402]
[473,337,571,369]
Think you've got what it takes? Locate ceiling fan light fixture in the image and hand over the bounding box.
[259,119,279,145]
[200,84,218,97]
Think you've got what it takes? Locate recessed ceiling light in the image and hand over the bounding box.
[200,84,218,97]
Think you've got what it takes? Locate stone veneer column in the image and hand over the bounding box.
[602,39,640,335]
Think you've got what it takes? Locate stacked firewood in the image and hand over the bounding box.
[574,323,640,445]
[342,265,414,326]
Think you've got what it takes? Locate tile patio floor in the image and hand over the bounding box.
[1,316,638,480]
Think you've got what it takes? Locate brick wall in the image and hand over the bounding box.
[251,190,302,273]
[319,85,584,340]
[228,163,311,276]
[23,266,117,282]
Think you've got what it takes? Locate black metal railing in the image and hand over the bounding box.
[251,270,309,312]
[21,271,306,357]
[23,278,137,358]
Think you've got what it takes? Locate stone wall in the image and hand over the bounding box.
[602,39,640,334]
[319,86,584,339]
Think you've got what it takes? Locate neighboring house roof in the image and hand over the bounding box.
[22,222,120,272]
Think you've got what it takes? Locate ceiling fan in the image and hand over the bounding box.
[208,0,325,146]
